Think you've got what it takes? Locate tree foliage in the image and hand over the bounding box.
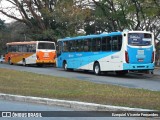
[0,19,6,31]
[0,0,91,41]
[0,0,160,40]
[0,19,8,54]
[91,0,160,38]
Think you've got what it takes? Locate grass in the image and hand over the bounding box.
[0,68,160,110]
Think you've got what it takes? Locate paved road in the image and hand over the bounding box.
[0,100,152,120]
[0,64,160,91]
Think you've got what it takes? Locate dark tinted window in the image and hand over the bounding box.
[128,33,152,46]
[38,43,55,50]
[92,38,101,51]
[77,40,83,52]
[102,36,111,51]
[112,35,122,51]
[57,41,63,57]
[63,41,69,52]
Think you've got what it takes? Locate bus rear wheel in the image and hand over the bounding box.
[94,62,101,75]
[22,59,26,66]
[8,58,13,65]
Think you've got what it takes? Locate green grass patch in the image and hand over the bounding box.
[0,68,160,110]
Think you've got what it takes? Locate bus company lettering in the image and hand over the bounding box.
[112,112,159,117]
[27,113,42,117]
[112,113,126,117]
[12,112,42,117]
[69,54,74,57]
[76,54,82,56]
[111,55,119,59]
[43,52,49,58]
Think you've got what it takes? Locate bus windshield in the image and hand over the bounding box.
[38,43,55,50]
[128,33,152,46]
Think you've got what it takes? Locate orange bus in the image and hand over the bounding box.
[5,41,56,66]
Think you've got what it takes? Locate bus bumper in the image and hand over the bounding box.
[36,60,56,64]
[123,63,154,70]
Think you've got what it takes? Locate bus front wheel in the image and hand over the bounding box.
[94,62,101,75]
[63,61,67,71]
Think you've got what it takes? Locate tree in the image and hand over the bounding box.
[0,0,59,41]
[0,19,6,31]
[0,0,92,40]
[53,0,91,37]
[91,0,160,38]
[0,0,159,39]
[0,19,8,54]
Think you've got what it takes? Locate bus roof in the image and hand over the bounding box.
[6,41,55,45]
[58,31,153,42]
[58,32,122,41]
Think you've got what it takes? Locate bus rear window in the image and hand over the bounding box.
[38,43,55,50]
[128,33,152,46]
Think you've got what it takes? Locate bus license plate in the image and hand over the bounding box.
[138,59,143,62]
[138,50,144,55]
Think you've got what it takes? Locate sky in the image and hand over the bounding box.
[0,0,97,23]
[0,0,16,23]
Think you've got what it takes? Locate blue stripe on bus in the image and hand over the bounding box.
[123,63,154,70]
[60,52,116,69]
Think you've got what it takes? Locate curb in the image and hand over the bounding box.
[0,93,154,111]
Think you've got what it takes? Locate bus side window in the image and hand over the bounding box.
[112,36,118,51]
[77,40,83,52]
[106,37,111,51]
[92,38,101,51]
[18,45,23,52]
[112,35,122,51]
[96,38,101,51]
[70,41,75,52]
[67,41,71,52]
[75,40,78,52]
[27,45,32,52]
[11,45,17,52]
[31,44,36,52]
[23,45,27,52]
[102,37,107,51]
[84,39,89,52]
[117,35,122,50]
[7,45,11,52]
[57,41,62,57]
[15,45,18,52]
[63,41,68,52]
[88,39,92,51]
[10,46,14,52]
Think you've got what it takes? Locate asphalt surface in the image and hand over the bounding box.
[0,63,160,120]
[0,63,160,91]
[0,100,155,120]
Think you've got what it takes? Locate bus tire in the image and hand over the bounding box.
[8,58,13,65]
[22,58,26,66]
[63,61,67,71]
[94,62,101,75]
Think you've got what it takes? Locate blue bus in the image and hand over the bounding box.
[56,30,155,75]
